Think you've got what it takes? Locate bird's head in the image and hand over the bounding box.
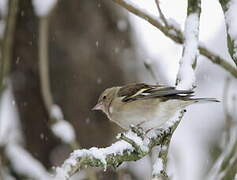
[92,87,119,115]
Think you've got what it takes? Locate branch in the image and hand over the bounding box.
[208,78,237,179]
[112,0,237,79]
[54,111,186,180]
[154,0,168,27]
[38,16,79,149]
[152,110,186,180]
[176,0,201,89]
[219,0,237,66]
[0,0,18,93]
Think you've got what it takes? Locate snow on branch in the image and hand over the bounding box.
[176,0,201,89]
[219,0,237,66]
[54,110,186,180]
[0,89,51,180]
[6,143,53,180]
[207,79,237,180]
[32,0,57,17]
[112,0,237,79]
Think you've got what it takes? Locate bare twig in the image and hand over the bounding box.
[38,16,79,149]
[154,0,168,27]
[143,61,159,83]
[0,0,18,92]
[39,17,53,113]
[112,0,237,79]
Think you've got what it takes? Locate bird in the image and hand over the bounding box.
[92,83,219,131]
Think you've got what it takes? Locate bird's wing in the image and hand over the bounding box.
[117,83,193,102]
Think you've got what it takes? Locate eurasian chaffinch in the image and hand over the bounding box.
[92,83,218,130]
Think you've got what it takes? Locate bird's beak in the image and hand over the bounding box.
[92,102,103,111]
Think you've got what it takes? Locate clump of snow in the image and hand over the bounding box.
[55,167,69,180]
[167,18,181,30]
[6,143,52,180]
[125,130,149,152]
[225,0,237,59]
[177,13,200,90]
[32,0,57,17]
[51,120,76,144]
[50,104,64,120]
[152,157,164,175]
[0,89,22,145]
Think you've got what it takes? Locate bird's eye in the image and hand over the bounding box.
[103,96,107,100]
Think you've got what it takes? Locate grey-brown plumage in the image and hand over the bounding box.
[93,83,219,130]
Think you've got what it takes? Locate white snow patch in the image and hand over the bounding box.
[124,130,149,152]
[51,120,76,144]
[32,0,57,17]
[0,89,22,145]
[55,167,69,180]
[167,18,181,30]
[177,13,200,90]
[50,104,64,120]
[225,0,237,59]
[152,157,164,175]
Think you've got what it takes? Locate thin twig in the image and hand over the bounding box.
[38,16,80,149]
[143,61,159,83]
[0,0,18,92]
[222,76,232,144]
[39,17,54,113]
[154,0,168,27]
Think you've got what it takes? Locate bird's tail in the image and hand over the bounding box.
[192,98,220,103]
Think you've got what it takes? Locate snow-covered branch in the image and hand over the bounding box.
[0,89,51,180]
[176,0,201,89]
[208,79,237,180]
[152,110,186,180]
[6,143,52,180]
[219,0,237,66]
[54,110,186,180]
[112,0,237,79]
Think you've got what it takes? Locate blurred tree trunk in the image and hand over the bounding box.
[10,0,58,168]
[10,0,138,178]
